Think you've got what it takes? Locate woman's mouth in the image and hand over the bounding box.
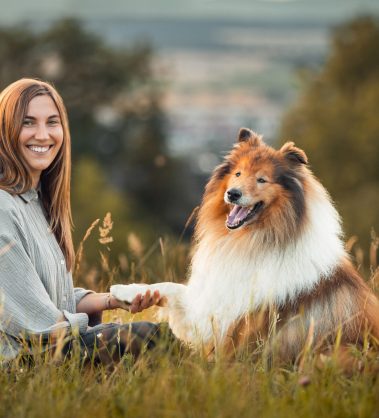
[26,145,53,154]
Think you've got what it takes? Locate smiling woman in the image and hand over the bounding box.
[0,79,163,365]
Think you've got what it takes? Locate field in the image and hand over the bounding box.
[1,226,379,418]
[2,343,379,418]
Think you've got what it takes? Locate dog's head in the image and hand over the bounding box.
[201,128,309,242]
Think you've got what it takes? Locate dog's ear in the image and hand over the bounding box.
[238,128,262,147]
[280,142,308,165]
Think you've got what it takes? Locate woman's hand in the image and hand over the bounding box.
[111,290,161,314]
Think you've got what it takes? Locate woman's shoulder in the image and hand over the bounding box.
[0,190,26,236]
[0,190,30,244]
[0,189,17,205]
[0,189,20,217]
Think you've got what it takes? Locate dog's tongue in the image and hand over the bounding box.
[227,205,250,225]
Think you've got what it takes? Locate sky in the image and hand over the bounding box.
[1,0,379,24]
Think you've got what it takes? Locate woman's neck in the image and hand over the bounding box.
[31,174,40,189]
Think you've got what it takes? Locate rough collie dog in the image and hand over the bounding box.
[112,128,379,363]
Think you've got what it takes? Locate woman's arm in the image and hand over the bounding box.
[76,290,161,315]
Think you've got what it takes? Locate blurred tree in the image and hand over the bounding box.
[281,16,379,252]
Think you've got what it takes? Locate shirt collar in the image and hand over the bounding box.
[18,183,41,203]
[19,188,39,203]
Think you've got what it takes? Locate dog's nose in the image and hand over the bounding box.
[227,188,242,202]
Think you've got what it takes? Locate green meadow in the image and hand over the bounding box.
[1,221,379,418]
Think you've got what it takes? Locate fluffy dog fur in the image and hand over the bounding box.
[112,128,379,363]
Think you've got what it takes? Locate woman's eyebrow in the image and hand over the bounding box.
[23,114,61,119]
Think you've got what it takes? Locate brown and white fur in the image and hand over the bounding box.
[112,128,379,363]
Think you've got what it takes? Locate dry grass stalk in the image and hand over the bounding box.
[178,205,199,243]
[100,251,110,272]
[298,317,315,373]
[74,218,100,275]
[99,212,114,245]
[159,237,165,257]
[118,254,129,272]
[84,267,98,290]
[370,229,378,271]
[52,328,69,363]
[345,235,358,253]
[128,233,144,258]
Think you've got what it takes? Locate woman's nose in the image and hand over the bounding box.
[34,123,49,139]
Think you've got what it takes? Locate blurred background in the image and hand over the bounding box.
[1,0,378,283]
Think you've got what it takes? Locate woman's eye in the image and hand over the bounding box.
[257,178,267,184]
[48,119,60,126]
[22,120,33,126]
[235,172,241,177]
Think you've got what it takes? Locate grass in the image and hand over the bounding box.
[1,217,379,418]
[1,341,379,418]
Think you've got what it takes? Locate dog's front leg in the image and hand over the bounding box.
[110,282,194,342]
[110,282,187,313]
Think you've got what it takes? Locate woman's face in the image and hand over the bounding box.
[18,94,64,188]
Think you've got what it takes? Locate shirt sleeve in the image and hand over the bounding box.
[0,204,89,338]
[74,287,94,306]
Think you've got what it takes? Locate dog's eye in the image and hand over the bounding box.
[257,177,267,184]
[235,172,241,177]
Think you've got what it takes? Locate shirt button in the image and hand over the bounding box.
[60,260,65,265]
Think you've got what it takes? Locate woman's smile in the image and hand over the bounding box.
[26,144,54,153]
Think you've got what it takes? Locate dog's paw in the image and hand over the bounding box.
[110,284,149,304]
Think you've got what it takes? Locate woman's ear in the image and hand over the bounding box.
[237,128,262,147]
[280,141,308,165]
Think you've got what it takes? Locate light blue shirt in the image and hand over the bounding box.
[0,188,91,359]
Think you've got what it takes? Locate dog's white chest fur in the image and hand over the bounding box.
[182,239,258,343]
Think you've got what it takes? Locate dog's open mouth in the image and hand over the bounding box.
[226,201,264,229]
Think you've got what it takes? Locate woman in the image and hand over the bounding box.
[0,78,161,364]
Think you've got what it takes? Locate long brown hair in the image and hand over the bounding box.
[0,78,74,271]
